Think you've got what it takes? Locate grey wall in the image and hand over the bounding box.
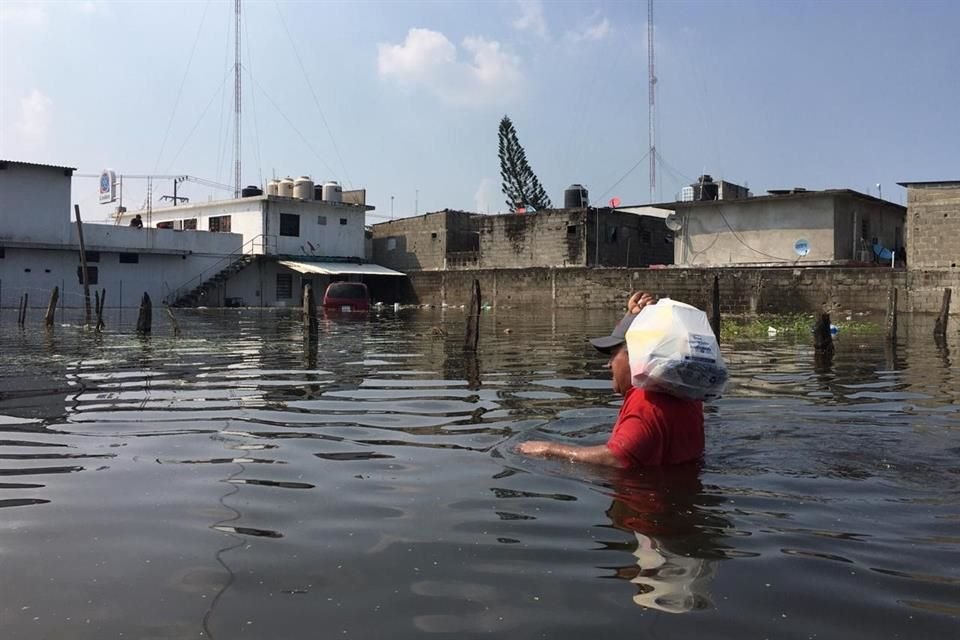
[905,185,960,269]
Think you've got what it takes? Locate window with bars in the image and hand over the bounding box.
[280,213,300,237]
[209,215,231,232]
[276,273,293,299]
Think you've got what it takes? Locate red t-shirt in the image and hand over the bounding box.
[606,387,704,468]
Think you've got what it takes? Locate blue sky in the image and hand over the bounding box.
[1,0,958,223]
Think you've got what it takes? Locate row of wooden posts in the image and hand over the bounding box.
[14,285,157,335]
[300,279,484,353]
[707,275,953,353]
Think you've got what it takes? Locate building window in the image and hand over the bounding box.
[317,215,327,225]
[0,246,4,259]
[157,221,174,229]
[77,266,99,285]
[280,213,300,237]
[386,237,397,251]
[567,225,577,235]
[209,215,232,232]
[276,273,293,300]
[339,218,348,225]
[119,252,139,264]
[606,226,618,242]
[182,218,197,230]
[431,232,438,239]
[861,217,869,239]
[85,251,100,263]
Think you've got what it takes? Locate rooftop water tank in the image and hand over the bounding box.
[322,181,342,203]
[241,185,263,198]
[266,179,280,196]
[293,176,314,201]
[313,184,323,200]
[278,177,294,198]
[564,184,589,209]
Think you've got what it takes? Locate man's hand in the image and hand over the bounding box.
[517,440,623,467]
[517,440,553,457]
[627,291,656,315]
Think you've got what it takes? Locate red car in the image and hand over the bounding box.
[322,281,370,312]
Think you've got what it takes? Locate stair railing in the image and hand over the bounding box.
[166,234,276,305]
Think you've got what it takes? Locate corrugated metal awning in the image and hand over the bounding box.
[278,260,405,276]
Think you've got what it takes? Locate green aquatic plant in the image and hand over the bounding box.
[720,314,881,342]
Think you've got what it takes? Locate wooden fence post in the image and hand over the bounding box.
[886,287,898,342]
[464,279,481,352]
[710,274,721,342]
[45,287,59,328]
[933,288,951,339]
[136,292,152,334]
[814,311,834,354]
[74,204,91,326]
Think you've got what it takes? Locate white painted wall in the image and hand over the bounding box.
[675,197,837,265]
[267,199,365,258]
[0,163,73,244]
[0,246,228,309]
[120,195,368,259]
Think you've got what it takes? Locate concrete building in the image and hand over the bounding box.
[662,189,905,267]
[1,161,399,309]
[371,208,673,272]
[897,181,960,270]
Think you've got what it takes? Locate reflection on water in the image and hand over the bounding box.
[0,308,958,639]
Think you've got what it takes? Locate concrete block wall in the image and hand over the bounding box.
[906,185,960,270]
[396,266,960,316]
[476,210,586,269]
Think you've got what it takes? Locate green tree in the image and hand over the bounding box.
[498,116,552,211]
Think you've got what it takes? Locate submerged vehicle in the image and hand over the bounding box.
[322,282,369,313]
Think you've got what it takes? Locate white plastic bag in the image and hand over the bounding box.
[625,298,728,401]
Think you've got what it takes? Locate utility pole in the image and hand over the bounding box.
[415,189,419,215]
[648,0,657,204]
[390,195,394,220]
[234,0,242,199]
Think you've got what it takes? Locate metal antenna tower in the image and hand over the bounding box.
[233,0,242,198]
[648,0,656,203]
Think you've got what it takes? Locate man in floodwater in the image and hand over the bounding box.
[518,292,705,468]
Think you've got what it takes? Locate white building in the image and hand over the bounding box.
[1,161,401,310]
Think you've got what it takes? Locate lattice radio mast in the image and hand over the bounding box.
[648,0,657,203]
[233,0,242,198]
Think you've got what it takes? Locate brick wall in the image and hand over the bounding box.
[388,266,959,316]
[905,185,960,269]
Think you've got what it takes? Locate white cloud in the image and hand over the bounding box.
[0,1,48,27]
[16,88,52,147]
[77,1,109,15]
[512,0,548,40]
[474,177,498,214]
[378,29,523,107]
[567,15,611,43]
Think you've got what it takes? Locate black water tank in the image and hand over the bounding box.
[314,184,324,200]
[564,184,589,208]
[241,185,263,198]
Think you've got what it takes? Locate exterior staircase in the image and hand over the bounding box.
[171,254,257,307]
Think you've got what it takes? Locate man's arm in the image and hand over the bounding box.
[517,440,623,468]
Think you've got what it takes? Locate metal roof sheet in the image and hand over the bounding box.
[278,260,405,276]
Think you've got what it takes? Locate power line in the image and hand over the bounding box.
[272,0,351,187]
[153,0,212,173]
[597,148,652,202]
[246,73,337,177]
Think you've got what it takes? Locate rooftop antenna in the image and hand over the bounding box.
[233,0,242,198]
[648,0,656,203]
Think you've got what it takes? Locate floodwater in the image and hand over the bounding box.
[1,308,958,639]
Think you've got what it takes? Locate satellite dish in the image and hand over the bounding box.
[665,213,683,231]
[609,196,622,208]
[794,238,810,257]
